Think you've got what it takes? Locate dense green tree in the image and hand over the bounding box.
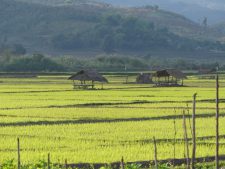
[50,13,225,52]
[10,44,26,55]
[2,54,65,72]
[102,35,115,52]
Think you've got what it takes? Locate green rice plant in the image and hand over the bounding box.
[0,75,224,165]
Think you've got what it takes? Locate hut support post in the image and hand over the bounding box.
[126,76,129,84]
[92,81,94,89]
[216,74,219,169]
[192,93,197,169]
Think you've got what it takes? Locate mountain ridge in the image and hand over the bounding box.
[12,0,214,39]
[0,0,223,55]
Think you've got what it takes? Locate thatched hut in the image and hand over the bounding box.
[136,73,152,84]
[153,69,187,86]
[68,70,108,89]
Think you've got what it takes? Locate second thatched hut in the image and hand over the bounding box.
[153,69,187,86]
[136,73,152,84]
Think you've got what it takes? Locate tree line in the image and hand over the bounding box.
[0,52,222,72]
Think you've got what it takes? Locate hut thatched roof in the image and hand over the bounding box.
[154,69,187,79]
[198,68,216,74]
[68,70,108,83]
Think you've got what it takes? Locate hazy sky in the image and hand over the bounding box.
[170,0,225,10]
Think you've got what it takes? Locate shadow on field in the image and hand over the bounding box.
[67,155,225,168]
[1,98,225,111]
[0,89,73,94]
[0,113,225,127]
[118,135,225,144]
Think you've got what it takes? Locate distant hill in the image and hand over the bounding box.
[0,0,107,53]
[16,0,108,7]
[212,23,225,42]
[13,0,220,40]
[0,0,223,55]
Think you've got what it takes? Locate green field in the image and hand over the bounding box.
[0,74,224,165]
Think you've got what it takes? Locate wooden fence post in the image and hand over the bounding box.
[48,153,50,169]
[153,137,158,169]
[191,93,197,169]
[120,156,124,169]
[186,103,193,137]
[173,112,177,167]
[17,138,20,169]
[183,111,190,169]
[65,159,68,169]
[216,74,219,169]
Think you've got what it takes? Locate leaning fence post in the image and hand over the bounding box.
[173,110,177,167]
[153,137,158,169]
[183,111,190,169]
[191,93,197,169]
[120,156,124,169]
[17,138,20,169]
[216,74,219,169]
[48,153,50,169]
